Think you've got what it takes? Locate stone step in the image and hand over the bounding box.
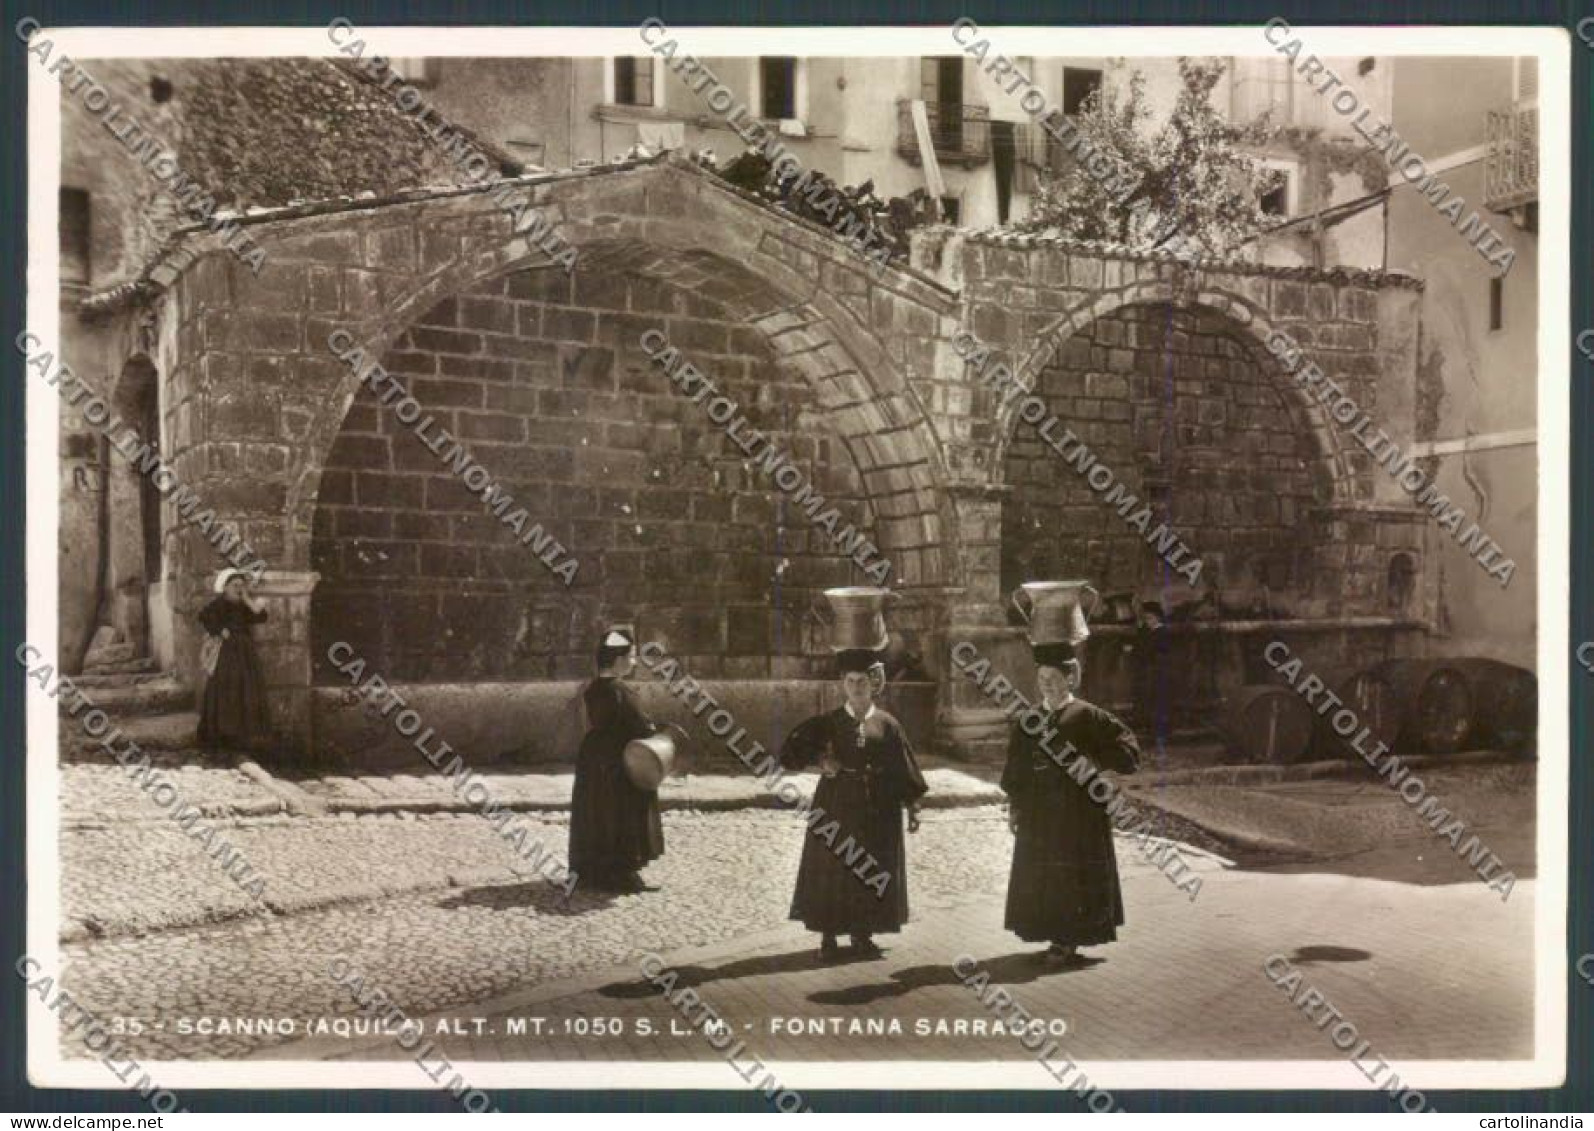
[82,641,137,668]
[72,670,174,690]
[81,656,158,677]
[62,677,191,718]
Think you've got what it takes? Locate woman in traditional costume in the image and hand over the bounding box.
[568,629,665,893]
[196,569,272,753]
[1001,640,1140,964]
[781,648,927,961]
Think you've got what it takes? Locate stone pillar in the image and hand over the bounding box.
[932,484,1025,761]
[251,570,321,757]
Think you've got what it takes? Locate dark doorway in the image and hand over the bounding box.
[991,121,1017,223]
[136,382,162,581]
[922,57,964,152]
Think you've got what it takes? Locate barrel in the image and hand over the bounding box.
[1314,669,1402,761]
[1373,659,1475,754]
[1450,658,1537,751]
[623,731,677,791]
[1222,684,1315,765]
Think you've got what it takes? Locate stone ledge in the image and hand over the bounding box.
[952,228,1426,291]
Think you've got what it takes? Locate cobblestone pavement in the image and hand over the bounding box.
[56,806,1224,1062]
[300,866,1533,1074]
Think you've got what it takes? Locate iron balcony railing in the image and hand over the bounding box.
[895,100,992,168]
[1484,100,1538,213]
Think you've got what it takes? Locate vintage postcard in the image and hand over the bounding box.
[21,21,1570,1104]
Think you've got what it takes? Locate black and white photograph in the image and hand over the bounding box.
[18,20,1572,1104]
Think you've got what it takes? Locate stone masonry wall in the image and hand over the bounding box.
[309,264,881,684]
[1002,303,1323,598]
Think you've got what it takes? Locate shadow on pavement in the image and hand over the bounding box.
[1288,944,1372,964]
[808,951,1107,1007]
[596,948,850,999]
[436,880,618,916]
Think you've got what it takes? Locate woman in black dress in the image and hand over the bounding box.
[568,629,665,893]
[781,648,927,961]
[1001,640,1140,964]
[197,570,272,753]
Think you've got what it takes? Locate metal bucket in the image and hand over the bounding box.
[623,731,677,791]
[1011,580,1100,645]
[813,586,895,651]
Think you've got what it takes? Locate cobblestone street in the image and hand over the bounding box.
[55,806,1051,1060]
[53,766,1536,1071]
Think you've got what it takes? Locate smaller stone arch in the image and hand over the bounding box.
[990,277,1354,507]
[992,280,1355,599]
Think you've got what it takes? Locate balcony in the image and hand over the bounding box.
[896,100,991,169]
[1484,100,1538,214]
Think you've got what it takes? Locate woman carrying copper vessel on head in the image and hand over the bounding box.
[781,646,927,962]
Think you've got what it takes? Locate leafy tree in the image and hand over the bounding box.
[1015,58,1281,256]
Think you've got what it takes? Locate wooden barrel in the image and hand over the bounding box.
[1222,684,1315,765]
[1374,659,1475,754]
[1450,658,1537,750]
[1314,669,1403,760]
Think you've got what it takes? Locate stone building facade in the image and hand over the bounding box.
[65,153,1442,763]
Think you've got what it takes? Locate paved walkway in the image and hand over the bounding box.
[278,865,1533,1068]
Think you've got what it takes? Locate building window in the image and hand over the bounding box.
[921,57,967,151]
[1231,56,1297,125]
[922,56,964,109]
[1489,276,1504,331]
[1387,553,1417,613]
[389,59,439,86]
[60,187,90,287]
[1061,68,1103,116]
[759,57,798,119]
[1257,159,1298,218]
[1259,176,1290,217]
[939,196,961,224]
[613,58,656,108]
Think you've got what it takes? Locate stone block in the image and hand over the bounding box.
[410,326,483,355]
[541,307,597,343]
[1272,281,1309,320]
[412,378,486,409]
[307,267,341,314]
[505,268,572,304]
[319,469,355,506]
[208,387,280,440]
[242,262,309,312]
[205,477,288,515]
[356,473,427,510]
[436,355,515,383]
[384,350,438,377]
[458,297,517,335]
[367,226,416,273]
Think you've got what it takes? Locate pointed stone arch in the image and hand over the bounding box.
[991,278,1355,506]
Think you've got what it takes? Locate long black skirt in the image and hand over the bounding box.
[1005,798,1126,946]
[568,735,664,880]
[197,636,271,750]
[789,775,910,935]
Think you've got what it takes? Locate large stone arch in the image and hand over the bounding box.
[991,278,1354,505]
[286,234,956,598]
[267,163,962,595]
[305,250,932,684]
[152,157,964,751]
